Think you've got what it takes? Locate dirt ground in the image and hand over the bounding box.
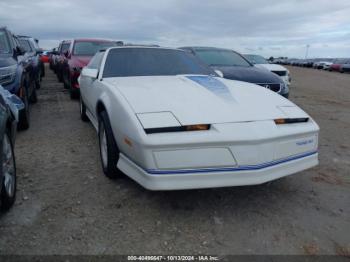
[0,65,349,255]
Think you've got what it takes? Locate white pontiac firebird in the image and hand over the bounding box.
[79,47,319,190]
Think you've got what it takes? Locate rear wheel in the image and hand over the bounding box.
[70,87,79,99]
[98,111,122,179]
[36,70,41,90]
[0,132,16,211]
[30,83,38,104]
[18,86,30,130]
[63,70,70,89]
[57,69,63,82]
[79,95,89,122]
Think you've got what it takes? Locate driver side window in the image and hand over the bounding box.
[87,52,104,70]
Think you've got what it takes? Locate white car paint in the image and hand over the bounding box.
[79,47,319,190]
[254,63,291,86]
[322,62,333,70]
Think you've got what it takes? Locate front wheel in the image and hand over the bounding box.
[98,111,122,179]
[79,96,89,122]
[0,132,16,211]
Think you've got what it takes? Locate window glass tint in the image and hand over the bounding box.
[60,43,70,54]
[87,52,105,69]
[195,49,251,67]
[244,54,268,64]
[73,41,116,56]
[0,30,11,53]
[19,39,33,52]
[103,48,214,77]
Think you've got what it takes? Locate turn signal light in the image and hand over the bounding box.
[274,118,309,125]
[185,124,210,131]
[145,124,210,134]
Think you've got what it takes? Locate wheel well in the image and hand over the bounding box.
[6,118,13,137]
[96,101,106,116]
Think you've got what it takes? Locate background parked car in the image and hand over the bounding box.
[61,38,118,98]
[0,85,24,211]
[0,27,36,130]
[340,62,350,73]
[18,35,44,90]
[244,54,291,87]
[322,61,333,70]
[53,40,71,80]
[180,47,289,98]
[49,47,58,70]
[40,50,50,64]
[313,61,329,69]
[329,59,345,72]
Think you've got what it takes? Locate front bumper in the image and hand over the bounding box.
[116,120,319,190]
[117,151,318,190]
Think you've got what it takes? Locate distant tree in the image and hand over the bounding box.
[268,56,274,62]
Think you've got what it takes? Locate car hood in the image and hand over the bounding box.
[105,75,306,125]
[254,63,288,72]
[70,56,92,67]
[0,54,16,68]
[211,65,283,84]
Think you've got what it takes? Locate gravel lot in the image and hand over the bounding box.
[0,65,349,255]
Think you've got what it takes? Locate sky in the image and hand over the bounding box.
[1,0,349,58]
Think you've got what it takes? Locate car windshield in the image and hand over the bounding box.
[60,43,70,54]
[194,49,251,67]
[245,54,268,64]
[103,48,214,77]
[0,30,11,54]
[19,39,33,52]
[73,41,116,56]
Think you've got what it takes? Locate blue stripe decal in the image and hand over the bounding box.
[145,150,318,175]
[186,75,235,102]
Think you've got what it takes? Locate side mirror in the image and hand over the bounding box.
[15,46,26,56]
[214,69,224,78]
[81,68,98,79]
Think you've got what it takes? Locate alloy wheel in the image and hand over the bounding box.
[2,134,15,198]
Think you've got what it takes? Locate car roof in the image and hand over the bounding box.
[180,46,234,52]
[72,38,115,42]
[105,46,186,52]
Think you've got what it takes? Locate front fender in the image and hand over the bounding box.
[97,88,146,162]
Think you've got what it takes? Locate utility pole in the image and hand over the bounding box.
[305,44,310,59]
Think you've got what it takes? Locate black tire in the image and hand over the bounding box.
[0,132,16,211]
[30,85,38,104]
[18,87,30,130]
[63,69,69,89]
[98,111,122,179]
[41,63,45,78]
[57,69,63,82]
[36,69,41,90]
[70,87,79,99]
[80,96,89,122]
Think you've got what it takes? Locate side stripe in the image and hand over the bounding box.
[145,150,318,175]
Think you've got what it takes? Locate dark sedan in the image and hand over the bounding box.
[340,62,350,73]
[0,85,23,211]
[180,47,289,98]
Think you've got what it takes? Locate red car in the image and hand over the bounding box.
[40,51,50,63]
[329,59,348,72]
[61,39,118,98]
